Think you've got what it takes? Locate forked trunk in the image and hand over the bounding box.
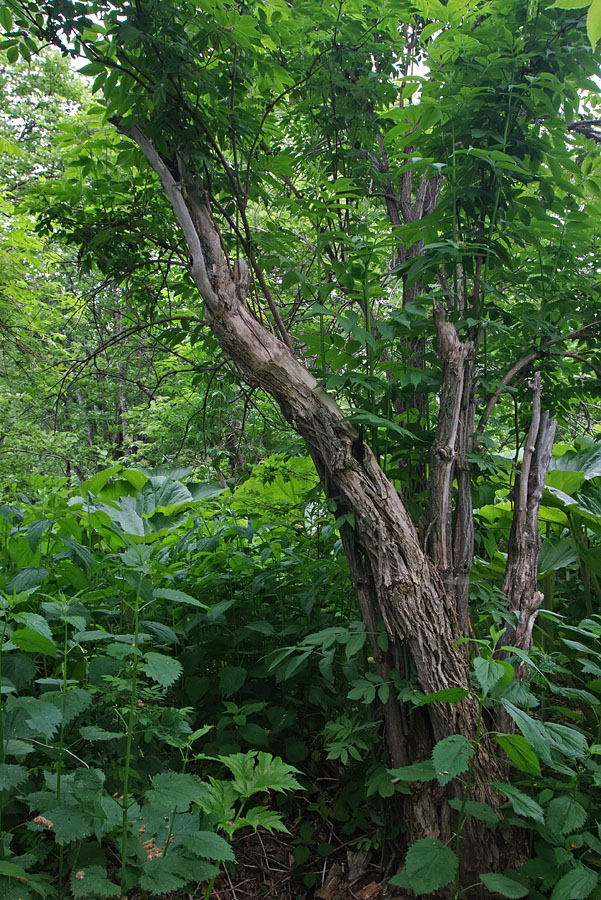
[121,122,526,892]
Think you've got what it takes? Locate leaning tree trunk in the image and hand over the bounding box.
[118,121,525,891]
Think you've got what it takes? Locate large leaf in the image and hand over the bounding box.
[404,839,458,895]
[70,865,119,898]
[479,873,529,897]
[545,796,587,835]
[493,782,545,823]
[388,760,437,782]
[143,652,183,688]
[432,734,472,786]
[146,773,208,811]
[538,538,578,576]
[494,734,541,776]
[448,798,500,825]
[182,831,236,862]
[550,866,597,900]
[474,658,508,695]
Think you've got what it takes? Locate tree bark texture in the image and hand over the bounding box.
[121,122,527,891]
[501,374,557,659]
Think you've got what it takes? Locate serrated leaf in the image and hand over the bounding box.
[139,855,188,894]
[6,567,48,593]
[143,652,182,688]
[550,865,597,900]
[239,806,290,832]
[405,838,458,895]
[0,763,28,791]
[448,797,500,825]
[21,697,62,739]
[493,782,545,823]
[46,805,93,845]
[43,688,93,725]
[183,831,236,862]
[432,734,472,786]
[219,751,302,797]
[494,734,541,776]
[146,772,207,811]
[70,865,119,898]
[10,627,56,657]
[480,872,529,897]
[546,796,587,835]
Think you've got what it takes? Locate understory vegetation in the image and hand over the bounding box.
[0,0,601,897]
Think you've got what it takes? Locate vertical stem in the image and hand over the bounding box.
[120,573,143,894]
[0,616,7,860]
[57,616,69,899]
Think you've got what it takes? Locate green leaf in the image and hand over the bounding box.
[550,866,597,900]
[405,838,458,895]
[432,734,472,786]
[153,587,209,608]
[345,631,366,658]
[0,6,14,30]
[70,865,119,898]
[0,763,28,791]
[238,806,290,833]
[219,751,302,797]
[6,567,48,593]
[0,860,29,880]
[538,539,578,576]
[139,855,189,894]
[146,772,207,811]
[219,665,247,697]
[546,796,587,835]
[545,722,588,759]
[47,805,93,845]
[448,798,500,825]
[493,782,545,823]
[182,831,236,862]
[479,872,529,897]
[143,652,182,688]
[549,0,590,7]
[43,688,93,725]
[21,697,62,739]
[500,701,554,766]
[10,627,56,657]
[388,760,437,782]
[494,734,541,776]
[415,687,470,706]
[474,657,508,695]
[80,726,125,742]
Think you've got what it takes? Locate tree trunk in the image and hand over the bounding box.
[501,374,557,661]
[119,121,525,891]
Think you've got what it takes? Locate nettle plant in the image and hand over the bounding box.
[0,467,302,900]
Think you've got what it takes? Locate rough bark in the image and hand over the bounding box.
[427,305,480,632]
[119,122,523,891]
[501,375,557,660]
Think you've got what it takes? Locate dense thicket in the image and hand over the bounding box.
[0,0,601,897]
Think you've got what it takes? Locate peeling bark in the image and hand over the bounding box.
[501,375,557,660]
[120,122,525,891]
